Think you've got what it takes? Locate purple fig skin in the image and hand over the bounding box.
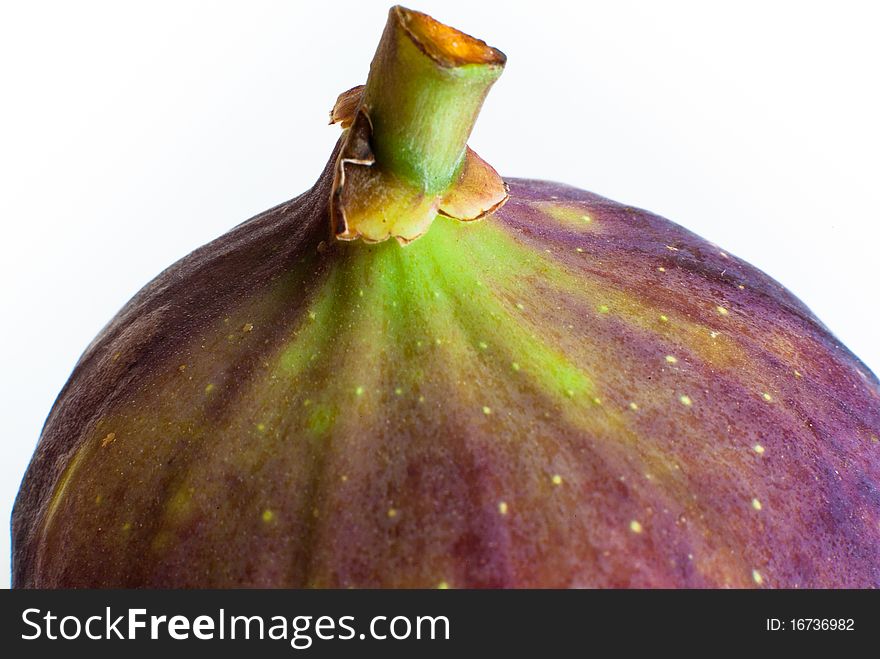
[12,145,880,588]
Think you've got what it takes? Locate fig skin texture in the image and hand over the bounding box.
[12,6,880,588]
[13,149,880,588]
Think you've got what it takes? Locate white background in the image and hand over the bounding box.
[1,1,878,588]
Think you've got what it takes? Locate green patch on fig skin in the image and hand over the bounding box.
[41,439,89,537]
[529,200,599,233]
[364,217,595,405]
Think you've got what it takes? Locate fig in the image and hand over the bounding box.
[13,6,880,589]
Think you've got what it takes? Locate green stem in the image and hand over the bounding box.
[361,6,505,194]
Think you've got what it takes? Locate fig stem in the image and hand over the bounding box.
[361,6,506,194]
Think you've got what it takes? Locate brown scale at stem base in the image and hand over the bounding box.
[330,86,508,244]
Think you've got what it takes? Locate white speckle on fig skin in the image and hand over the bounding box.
[752,498,763,511]
[753,444,766,455]
[498,502,508,515]
[630,520,643,534]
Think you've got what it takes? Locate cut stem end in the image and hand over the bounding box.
[329,6,508,245]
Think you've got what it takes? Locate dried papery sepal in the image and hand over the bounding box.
[329,85,365,129]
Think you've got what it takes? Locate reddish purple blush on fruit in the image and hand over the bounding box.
[13,6,880,588]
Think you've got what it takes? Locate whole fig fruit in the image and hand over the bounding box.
[13,6,880,588]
